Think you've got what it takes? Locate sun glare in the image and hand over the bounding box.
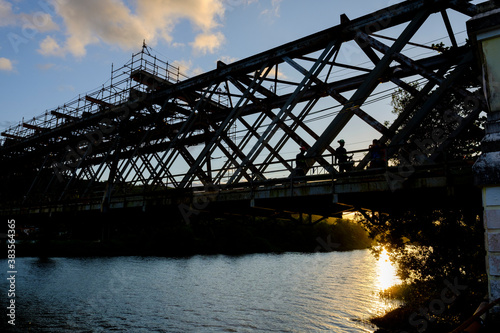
[376,248,400,291]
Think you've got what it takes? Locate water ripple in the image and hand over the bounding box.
[0,250,398,332]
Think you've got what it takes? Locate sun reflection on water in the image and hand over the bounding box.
[376,248,401,291]
[369,248,403,316]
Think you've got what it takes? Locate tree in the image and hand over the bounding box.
[363,207,487,332]
[388,46,485,165]
[363,43,488,330]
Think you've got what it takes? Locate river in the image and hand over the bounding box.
[1,250,400,332]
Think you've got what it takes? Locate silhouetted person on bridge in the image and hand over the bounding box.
[335,139,349,172]
[296,146,307,176]
[368,139,386,168]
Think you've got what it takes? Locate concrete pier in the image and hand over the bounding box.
[468,8,500,311]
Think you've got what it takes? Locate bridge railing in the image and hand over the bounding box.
[171,147,474,191]
[149,148,374,190]
[182,158,476,198]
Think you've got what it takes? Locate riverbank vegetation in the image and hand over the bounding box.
[365,47,496,331]
[361,208,490,332]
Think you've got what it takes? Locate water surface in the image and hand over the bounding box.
[1,250,399,332]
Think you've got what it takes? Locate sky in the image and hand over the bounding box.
[0,0,485,156]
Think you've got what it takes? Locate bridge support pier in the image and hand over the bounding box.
[469,9,500,312]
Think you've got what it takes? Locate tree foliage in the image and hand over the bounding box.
[363,207,488,332]
[364,208,486,292]
[388,47,485,165]
[364,44,488,309]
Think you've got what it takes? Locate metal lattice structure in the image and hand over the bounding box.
[0,0,495,214]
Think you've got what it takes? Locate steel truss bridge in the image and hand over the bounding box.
[0,0,495,221]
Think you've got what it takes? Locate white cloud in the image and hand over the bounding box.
[264,66,287,80]
[39,0,226,58]
[218,55,239,65]
[224,0,258,11]
[172,42,187,49]
[136,0,224,33]
[40,0,149,57]
[19,12,59,33]
[191,32,225,55]
[261,0,282,18]
[38,36,64,57]
[0,0,16,27]
[172,59,204,77]
[0,57,14,71]
[0,0,58,31]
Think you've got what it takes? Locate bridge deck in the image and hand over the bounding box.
[2,162,478,220]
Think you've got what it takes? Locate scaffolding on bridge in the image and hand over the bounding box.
[1,44,189,146]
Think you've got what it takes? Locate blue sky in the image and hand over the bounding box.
[0,0,484,154]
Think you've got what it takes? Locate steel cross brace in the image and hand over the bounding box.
[205,113,263,183]
[22,154,51,205]
[225,74,324,176]
[258,98,327,175]
[285,54,393,149]
[212,112,268,183]
[228,40,340,184]
[352,45,419,99]
[224,75,296,174]
[134,83,222,189]
[177,63,274,188]
[348,13,421,98]
[354,65,452,170]
[386,51,475,157]
[227,68,339,173]
[355,32,486,163]
[306,9,430,167]
[58,143,94,201]
[356,32,477,101]
[142,105,208,187]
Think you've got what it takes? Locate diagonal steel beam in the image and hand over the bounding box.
[212,112,267,183]
[146,84,222,187]
[226,112,275,181]
[178,63,274,188]
[354,67,451,170]
[353,29,420,96]
[22,154,51,204]
[225,73,325,175]
[227,40,340,184]
[306,9,430,167]
[58,143,94,201]
[224,75,297,174]
[356,31,486,110]
[387,51,475,153]
[285,55,394,140]
[144,0,477,107]
[202,112,264,183]
[441,10,458,48]
[238,115,295,173]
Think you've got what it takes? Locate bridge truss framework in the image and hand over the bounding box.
[0,0,495,216]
